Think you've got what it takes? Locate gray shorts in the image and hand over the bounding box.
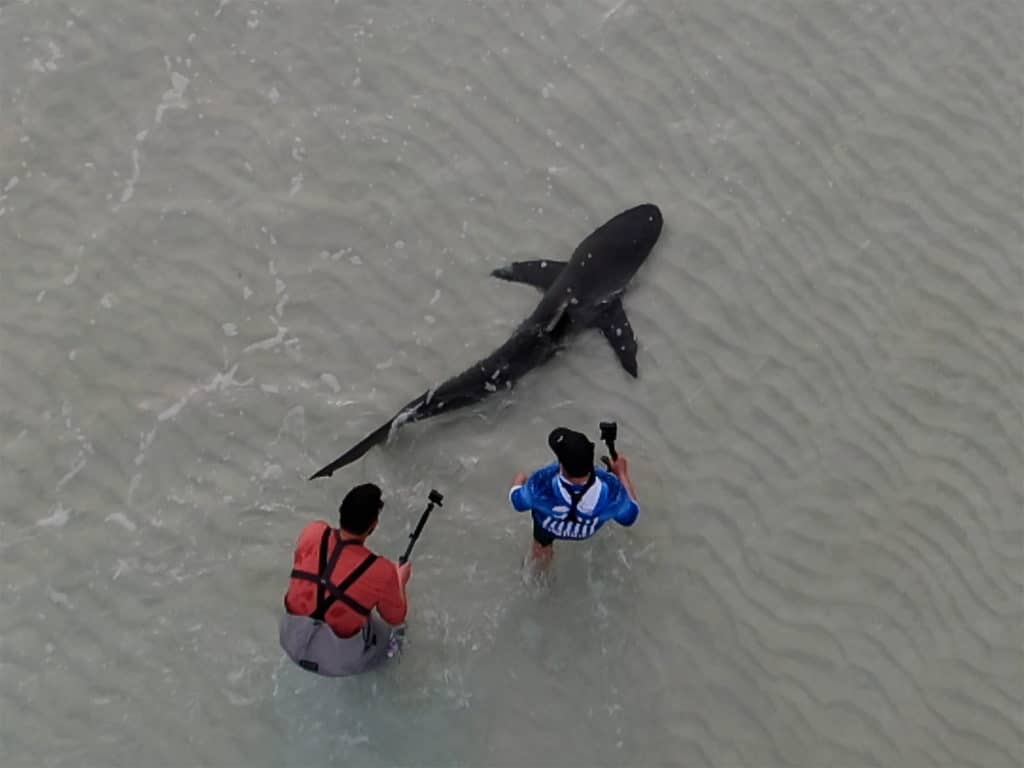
[279,612,402,677]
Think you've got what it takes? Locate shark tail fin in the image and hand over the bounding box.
[308,420,395,480]
[308,393,428,480]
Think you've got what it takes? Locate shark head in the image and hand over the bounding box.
[560,203,663,311]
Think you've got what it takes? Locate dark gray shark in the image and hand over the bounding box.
[309,203,662,479]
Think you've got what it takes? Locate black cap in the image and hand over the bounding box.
[548,427,595,478]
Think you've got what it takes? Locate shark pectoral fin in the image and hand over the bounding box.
[594,299,640,378]
[490,259,567,291]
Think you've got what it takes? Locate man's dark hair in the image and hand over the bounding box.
[338,483,383,534]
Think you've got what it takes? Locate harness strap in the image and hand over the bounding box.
[290,527,379,620]
[561,474,596,524]
[319,553,378,617]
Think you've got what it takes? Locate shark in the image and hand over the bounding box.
[309,202,662,479]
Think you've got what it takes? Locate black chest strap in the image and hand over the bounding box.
[561,474,596,524]
[290,527,379,620]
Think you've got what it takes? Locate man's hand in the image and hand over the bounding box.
[602,454,638,502]
[610,455,628,476]
[397,561,412,587]
[601,454,629,476]
[512,471,527,487]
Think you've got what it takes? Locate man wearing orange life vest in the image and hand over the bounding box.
[279,483,411,676]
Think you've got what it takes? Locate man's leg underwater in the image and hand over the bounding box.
[530,539,554,569]
[361,613,405,671]
[524,519,555,577]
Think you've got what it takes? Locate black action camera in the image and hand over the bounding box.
[428,489,444,506]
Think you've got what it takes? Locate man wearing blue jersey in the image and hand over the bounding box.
[509,427,639,571]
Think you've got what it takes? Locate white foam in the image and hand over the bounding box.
[155,72,189,123]
[37,505,71,528]
[120,147,141,203]
[105,513,137,532]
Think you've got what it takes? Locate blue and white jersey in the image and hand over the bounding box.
[509,462,639,541]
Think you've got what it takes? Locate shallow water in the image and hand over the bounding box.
[1,0,1021,766]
